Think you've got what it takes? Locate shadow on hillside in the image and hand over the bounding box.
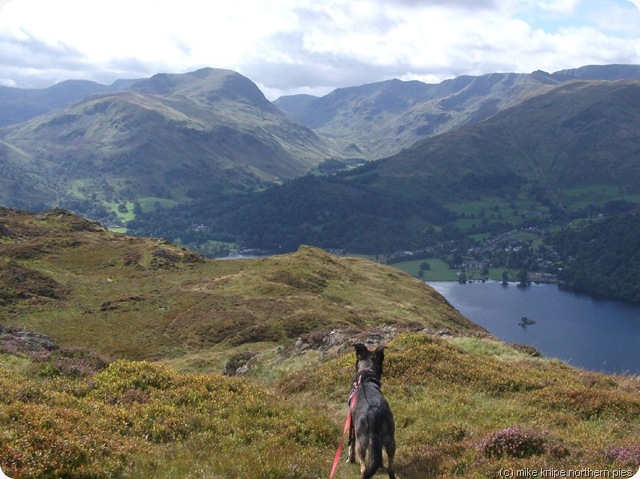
[393,447,442,478]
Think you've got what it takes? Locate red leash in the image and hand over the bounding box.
[329,377,361,479]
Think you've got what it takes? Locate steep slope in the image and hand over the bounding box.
[275,73,558,159]
[553,210,640,302]
[0,207,480,359]
[0,139,56,210]
[375,80,640,195]
[0,68,340,212]
[275,64,640,159]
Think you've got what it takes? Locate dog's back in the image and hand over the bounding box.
[350,344,396,479]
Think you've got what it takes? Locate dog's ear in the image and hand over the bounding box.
[374,345,385,363]
[354,343,369,358]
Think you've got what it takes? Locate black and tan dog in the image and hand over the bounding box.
[347,343,396,479]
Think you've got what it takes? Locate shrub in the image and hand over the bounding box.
[478,426,546,458]
[532,387,640,420]
[49,347,109,378]
[605,445,640,467]
[0,401,137,479]
[92,360,178,398]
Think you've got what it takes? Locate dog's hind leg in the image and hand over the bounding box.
[346,420,356,463]
[346,438,356,463]
[360,436,383,479]
[355,436,367,469]
[385,438,397,479]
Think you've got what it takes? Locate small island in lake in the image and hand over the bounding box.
[518,316,536,326]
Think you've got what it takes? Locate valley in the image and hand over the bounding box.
[2,64,640,305]
[2,65,639,303]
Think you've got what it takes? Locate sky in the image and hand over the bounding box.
[0,0,639,100]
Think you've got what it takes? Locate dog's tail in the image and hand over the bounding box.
[361,434,383,479]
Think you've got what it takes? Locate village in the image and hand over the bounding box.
[385,226,562,283]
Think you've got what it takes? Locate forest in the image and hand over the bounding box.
[127,174,455,254]
[552,210,640,303]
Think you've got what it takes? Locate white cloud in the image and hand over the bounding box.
[0,0,638,97]
[0,0,13,12]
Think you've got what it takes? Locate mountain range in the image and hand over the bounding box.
[136,77,640,255]
[274,64,640,159]
[1,63,640,261]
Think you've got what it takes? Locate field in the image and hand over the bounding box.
[561,185,640,212]
[392,258,460,281]
[447,196,548,230]
[105,197,179,221]
[391,258,524,283]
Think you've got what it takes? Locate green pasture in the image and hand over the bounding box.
[447,196,548,230]
[561,185,640,211]
[391,258,459,281]
[391,257,522,283]
[105,197,178,221]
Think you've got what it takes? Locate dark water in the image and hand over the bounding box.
[428,281,640,375]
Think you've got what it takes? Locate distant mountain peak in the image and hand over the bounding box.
[128,67,275,111]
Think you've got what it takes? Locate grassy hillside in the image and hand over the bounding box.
[0,207,478,361]
[0,140,57,211]
[2,331,640,478]
[1,208,640,478]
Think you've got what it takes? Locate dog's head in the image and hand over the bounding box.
[353,343,385,381]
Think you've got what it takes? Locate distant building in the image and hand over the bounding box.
[461,261,489,270]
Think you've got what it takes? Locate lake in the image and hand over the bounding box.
[428,281,640,375]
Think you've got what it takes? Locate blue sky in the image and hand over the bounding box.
[0,0,638,98]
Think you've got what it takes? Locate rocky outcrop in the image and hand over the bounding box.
[0,325,59,354]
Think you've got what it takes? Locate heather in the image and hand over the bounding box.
[0,355,337,479]
[2,332,640,478]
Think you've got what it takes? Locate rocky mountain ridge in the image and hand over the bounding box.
[274,64,640,159]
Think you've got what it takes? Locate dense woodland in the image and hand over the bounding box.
[128,173,454,254]
[553,210,640,303]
